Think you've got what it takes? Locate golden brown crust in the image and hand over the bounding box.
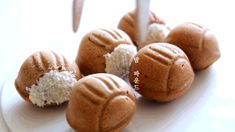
[15,51,81,105]
[165,22,221,70]
[76,28,133,75]
[129,43,194,102]
[66,73,136,132]
[118,10,166,48]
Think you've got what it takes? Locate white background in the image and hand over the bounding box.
[0,0,235,131]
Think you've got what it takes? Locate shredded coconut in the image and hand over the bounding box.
[145,23,170,44]
[26,70,77,107]
[104,44,137,78]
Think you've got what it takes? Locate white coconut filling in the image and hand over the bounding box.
[145,23,170,43]
[26,70,77,107]
[104,44,137,78]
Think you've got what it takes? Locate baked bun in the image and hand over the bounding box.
[15,51,81,107]
[76,28,137,78]
[129,43,194,102]
[66,73,136,132]
[165,22,220,70]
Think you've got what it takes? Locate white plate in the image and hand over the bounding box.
[2,66,234,132]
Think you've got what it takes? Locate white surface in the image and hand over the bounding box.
[0,82,9,132]
[0,0,235,131]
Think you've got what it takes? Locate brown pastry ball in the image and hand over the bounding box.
[118,10,169,49]
[15,51,81,107]
[66,73,136,132]
[129,43,194,102]
[165,22,221,70]
[76,28,137,78]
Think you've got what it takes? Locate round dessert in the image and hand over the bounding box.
[76,28,137,78]
[15,51,81,107]
[165,22,221,70]
[66,73,136,132]
[118,10,169,49]
[129,43,195,102]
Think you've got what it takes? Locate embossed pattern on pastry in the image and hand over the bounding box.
[165,22,221,70]
[66,73,136,132]
[15,51,81,107]
[129,43,195,102]
[76,28,136,77]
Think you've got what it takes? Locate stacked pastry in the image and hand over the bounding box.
[14,9,220,132]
